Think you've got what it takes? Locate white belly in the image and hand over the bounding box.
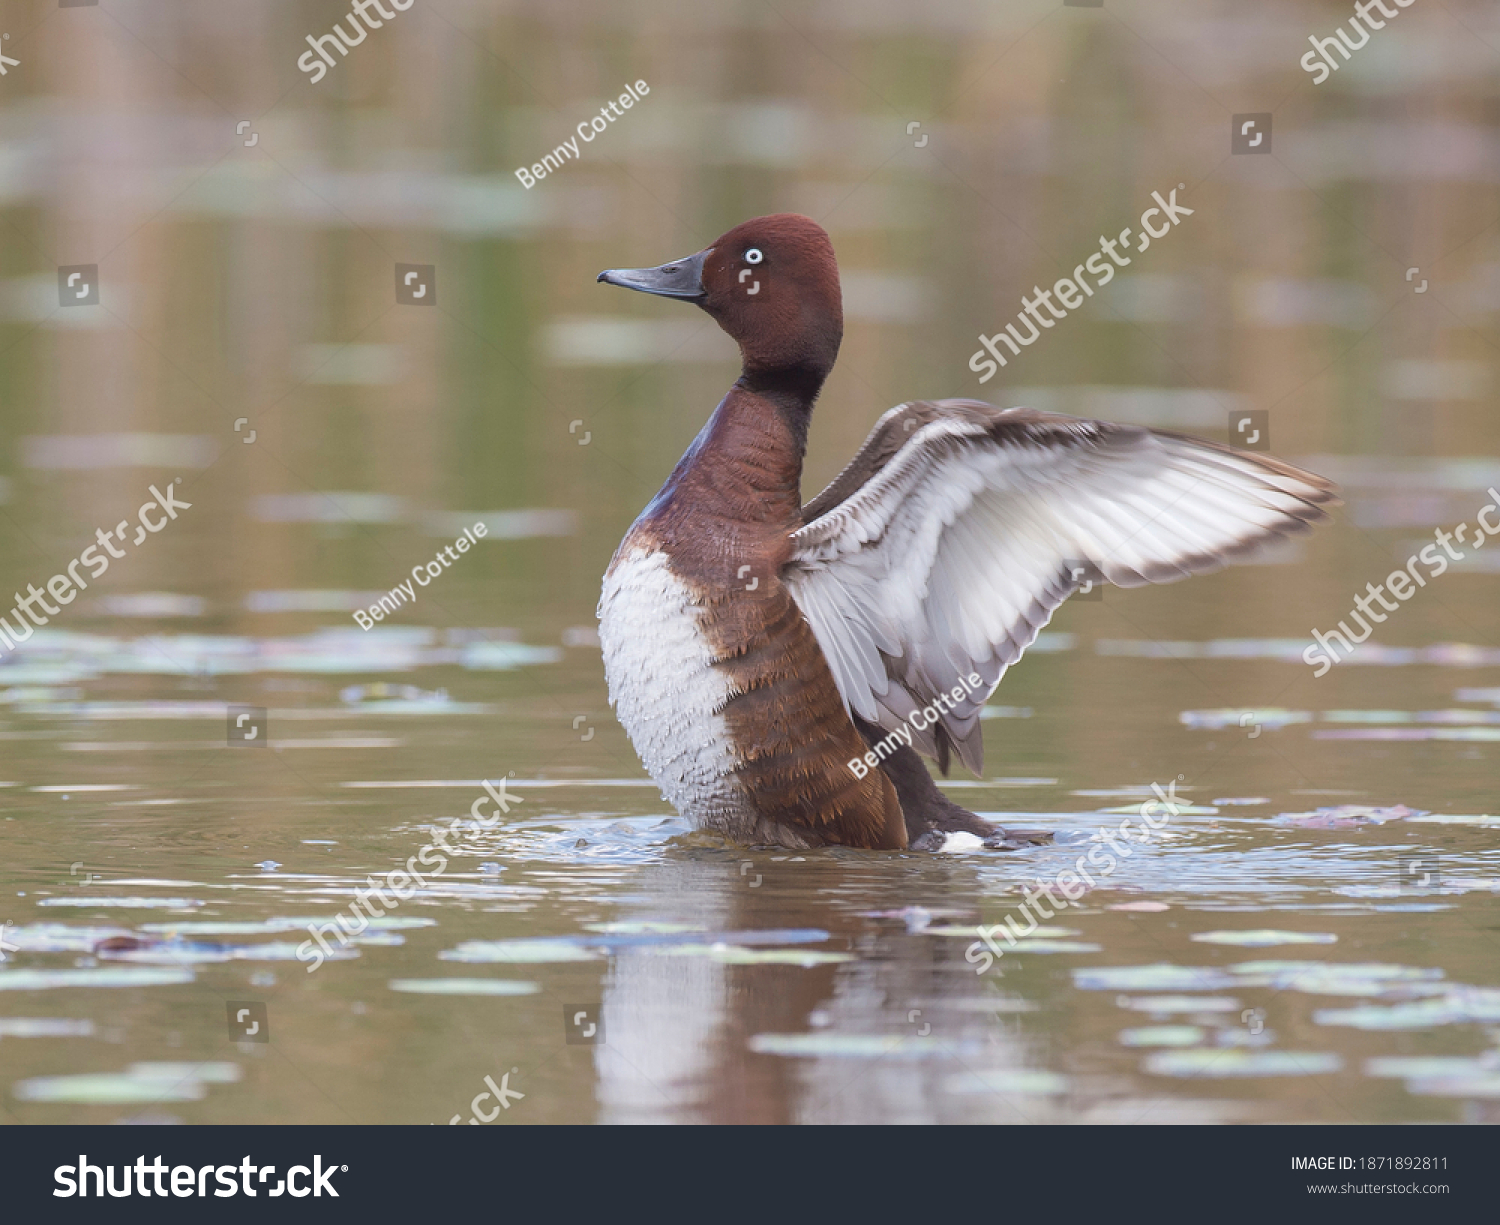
[597,548,752,832]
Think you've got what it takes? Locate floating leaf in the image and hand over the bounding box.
[1406,1074,1500,1099]
[13,1061,238,1103]
[38,897,205,910]
[663,944,853,967]
[0,968,195,991]
[1074,965,1239,992]
[1005,940,1103,954]
[0,1018,96,1037]
[1178,709,1311,731]
[1316,986,1500,1030]
[1273,806,1420,829]
[388,979,539,996]
[1366,1056,1500,1079]
[1119,1026,1205,1047]
[1118,996,1242,1013]
[1215,1028,1275,1047]
[1315,1001,1458,1030]
[97,938,357,964]
[927,925,1080,940]
[1229,961,1446,997]
[1315,728,1500,742]
[940,1069,1069,1096]
[749,1033,976,1058]
[1191,931,1338,948]
[1144,1050,1341,1077]
[141,916,436,935]
[439,939,601,964]
[1406,815,1500,827]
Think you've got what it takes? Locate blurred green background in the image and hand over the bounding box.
[0,0,1494,651]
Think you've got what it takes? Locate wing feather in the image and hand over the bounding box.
[783,401,1339,775]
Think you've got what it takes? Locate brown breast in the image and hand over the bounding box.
[623,384,907,850]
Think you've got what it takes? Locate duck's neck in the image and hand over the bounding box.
[649,368,825,534]
[735,362,828,460]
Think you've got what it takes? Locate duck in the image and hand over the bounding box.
[594,213,1339,852]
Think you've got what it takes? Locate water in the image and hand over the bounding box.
[1,610,1496,1123]
[1,0,1498,1125]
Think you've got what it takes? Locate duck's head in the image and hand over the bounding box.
[597,213,843,388]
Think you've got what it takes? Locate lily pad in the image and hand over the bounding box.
[1315,728,1500,742]
[1118,996,1242,1013]
[388,978,539,996]
[0,967,195,991]
[1366,1056,1500,1079]
[663,944,854,967]
[1119,1026,1205,1047]
[927,925,1081,939]
[1229,961,1446,996]
[1316,986,1500,1030]
[1178,709,1311,731]
[1272,806,1420,829]
[1005,940,1103,954]
[98,938,359,964]
[1406,1074,1500,1099]
[1074,965,1239,992]
[1215,1028,1276,1047]
[13,1061,239,1103]
[38,897,205,910]
[940,1069,1070,1096]
[439,939,602,964]
[1191,931,1338,948]
[1406,814,1500,826]
[749,1033,975,1058]
[1144,1050,1342,1077]
[0,1018,96,1037]
[1315,1001,1458,1031]
[142,916,437,935]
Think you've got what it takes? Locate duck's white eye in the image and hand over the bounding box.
[744,248,763,265]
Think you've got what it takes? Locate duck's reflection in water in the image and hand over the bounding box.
[592,853,1065,1124]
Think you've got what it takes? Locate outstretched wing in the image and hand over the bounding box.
[783,400,1339,775]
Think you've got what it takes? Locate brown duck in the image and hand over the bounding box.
[595,214,1338,852]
